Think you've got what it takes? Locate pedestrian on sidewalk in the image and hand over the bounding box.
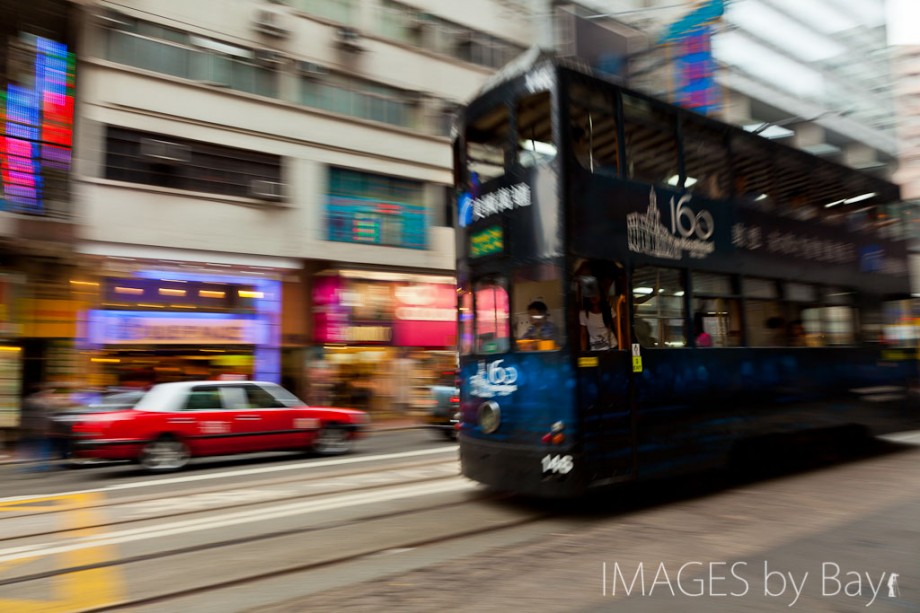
[19,384,56,472]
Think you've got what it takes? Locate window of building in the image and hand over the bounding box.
[104,126,282,199]
[300,73,415,129]
[513,264,564,352]
[691,272,740,347]
[292,0,356,24]
[377,1,524,69]
[632,266,685,347]
[623,94,680,188]
[104,16,279,98]
[475,277,510,354]
[327,167,427,249]
[568,83,619,175]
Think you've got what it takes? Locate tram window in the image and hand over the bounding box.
[882,299,915,348]
[632,266,686,347]
[459,284,474,356]
[742,278,784,346]
[691,272,740,347]
[517,92,555,167]
[682,120,729,198]
[775,160,817,221]
[730,135,774,211]
[513,264,563,351]
[474,278,510,354]
[569,83,618,174]
[466,103,510,184]
[784,282,821,347]
[808,288,857,346]
[623,94,679,188]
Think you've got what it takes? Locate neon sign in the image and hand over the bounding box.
[1,35,76,213]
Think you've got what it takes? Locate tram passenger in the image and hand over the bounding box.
[519,300,558,350]
[579,278,616,351]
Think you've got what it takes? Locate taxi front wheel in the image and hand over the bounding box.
[312,424,353,456]
[140,436,190,472]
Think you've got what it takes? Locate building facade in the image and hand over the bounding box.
[0,0,911,430]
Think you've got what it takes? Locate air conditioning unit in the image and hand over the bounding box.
[254,9,290,39]
[140,138,191,164]
[334,27,365,52]
[255,49,285,66]
[250,179,285,202]
[296,61,329,78]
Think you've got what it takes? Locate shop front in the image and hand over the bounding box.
[83,310,265,387]
[309,270,457,414]
[74,258,288,388]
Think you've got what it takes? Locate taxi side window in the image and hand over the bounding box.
[244,384,285,408]
[184,388,223,411]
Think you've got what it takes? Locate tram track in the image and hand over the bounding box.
[0,474,553,612]
[0,454,459,542]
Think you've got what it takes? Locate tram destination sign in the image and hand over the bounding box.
[470,225,504,259]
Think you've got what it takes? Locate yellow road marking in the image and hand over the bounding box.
[0,492,125,611]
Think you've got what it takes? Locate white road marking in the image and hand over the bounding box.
[0,447,458,504]
[0,479,474,564]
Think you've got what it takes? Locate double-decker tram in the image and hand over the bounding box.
[453,53,919,497]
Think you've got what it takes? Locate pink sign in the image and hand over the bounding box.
[392,283,457,348]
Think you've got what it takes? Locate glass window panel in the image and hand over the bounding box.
[475,278,510,354]
[692,271,732,296]
[229,60,256,93]
[632,266,686,347]
[513,264,564,352]
[466,103,510,184]
[517,92,555,167]
[682,120,729,199]
[742,278,777,299]
[693,297,741,347]
[569,83,618,175]
[623,95,679,187]
[785,282,817,302]
[107,30,136,65]
[745,300,786,346]
[459,284,474,356]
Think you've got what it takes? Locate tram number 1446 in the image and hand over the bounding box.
[541,454,574,475]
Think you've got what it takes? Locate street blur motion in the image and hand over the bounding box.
[1,0,920,611]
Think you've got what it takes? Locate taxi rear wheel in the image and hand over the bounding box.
[312,424,353,456]
[140,436,190,472]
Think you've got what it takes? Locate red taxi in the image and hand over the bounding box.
[71,380,369,472]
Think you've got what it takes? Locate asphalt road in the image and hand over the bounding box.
[0,429,918,613]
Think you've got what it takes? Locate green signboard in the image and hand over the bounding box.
[470,226,504,258]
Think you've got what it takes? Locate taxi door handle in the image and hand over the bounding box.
[235,415,261,421]
[168,418,195,424]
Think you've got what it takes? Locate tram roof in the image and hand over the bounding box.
[463,50,900,206]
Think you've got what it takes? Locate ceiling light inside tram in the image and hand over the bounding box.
[666,175,697,187]
[843,192,876,204]
[519,140,556,157]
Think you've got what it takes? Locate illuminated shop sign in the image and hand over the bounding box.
[312,276,457,347]
[1,35,76,213]
[87,311,267,345]
[470,225,504,259]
